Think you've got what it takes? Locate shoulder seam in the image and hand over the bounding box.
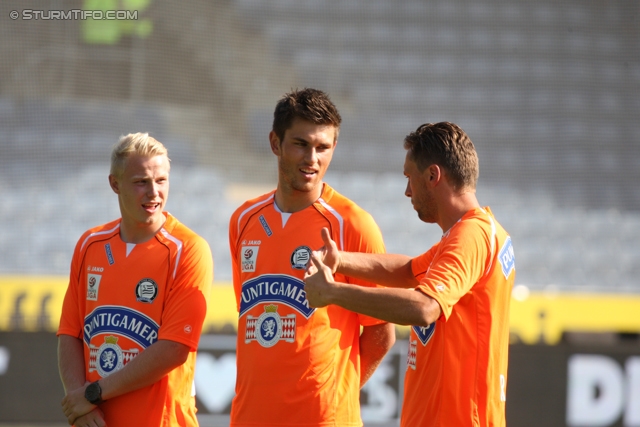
[80,223,120,252]
[235,194,274,237]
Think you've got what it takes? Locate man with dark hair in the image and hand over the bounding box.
[305,122,515,427]
[228,88,395,426]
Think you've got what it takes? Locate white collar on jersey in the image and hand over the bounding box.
[273,202,292,228]
[126,242,136,257]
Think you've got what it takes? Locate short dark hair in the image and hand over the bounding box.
[272,88,342,142]
[403,122,479,190]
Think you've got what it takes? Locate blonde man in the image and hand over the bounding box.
[58,133,213,426]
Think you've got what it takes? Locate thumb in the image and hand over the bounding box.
[310,251,324,269]
[321,227,334,248]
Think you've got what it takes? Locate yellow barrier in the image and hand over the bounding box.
[1,276,639,344]
[510,289,640,344]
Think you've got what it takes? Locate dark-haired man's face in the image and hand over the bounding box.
[404,152,438,224]
[270,118,337,201]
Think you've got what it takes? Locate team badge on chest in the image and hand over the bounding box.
[245,304,296,348]
[290,246,311,270]
[135,278,158,303]
[407,324,436,370]
[89,335,139,378]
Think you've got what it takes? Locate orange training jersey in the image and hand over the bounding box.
[229,184,386,427]
[402,207,515,427]
[57,213,213,427]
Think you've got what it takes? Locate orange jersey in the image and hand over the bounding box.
[403,207,515,427]
[229,184,386,427]
[57,213,213,427]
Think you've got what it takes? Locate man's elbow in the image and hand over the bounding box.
[413,294,441,327]
[162,340,192,367]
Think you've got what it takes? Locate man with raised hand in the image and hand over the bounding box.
[305,122,515,427]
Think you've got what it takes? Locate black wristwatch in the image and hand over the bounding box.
[84,380,103,405]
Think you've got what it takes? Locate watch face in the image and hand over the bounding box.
[85,382,101,404]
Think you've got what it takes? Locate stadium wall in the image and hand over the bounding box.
[1,332,639,427]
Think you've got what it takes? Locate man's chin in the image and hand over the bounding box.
[293,182,320,193]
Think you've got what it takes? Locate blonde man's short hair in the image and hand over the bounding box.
[110,133,169,178]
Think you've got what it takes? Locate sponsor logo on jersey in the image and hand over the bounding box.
[290,246,311,270]
[135,278,158,303]
[499,237,515,279]
[239,274,315,319]
[105,243,115,265]
[241,239,262,246]
[83,306,160,348]
[412,323,436,346]
[87,274,102,301]
[245,304,296,348]
[259,215,273,237]
[89,335,139,378]
[241,246,260,272]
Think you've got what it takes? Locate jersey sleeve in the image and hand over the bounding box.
[415,219,491,320]
[341,208,388,327]
[411,243,439,281]
[229,208,242,313]
[158,234,213,351]
[57,234,86,339]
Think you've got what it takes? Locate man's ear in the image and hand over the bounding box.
[269,131,281,155]
[108,174,120,194]
[425,164,442,185]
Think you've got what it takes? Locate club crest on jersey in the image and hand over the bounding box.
[87,274,102,301]
[412,323,436,346]
[245,304,296,348]
[89,335,139,378]
[290,246,311,270]
[499,237,515,279]
[135,278,158,303]
[241,246,260,272]
[407,322,436,371]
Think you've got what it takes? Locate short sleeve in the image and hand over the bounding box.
[57,235,86,339]
[158,235,214,350]
[415,220,490,320]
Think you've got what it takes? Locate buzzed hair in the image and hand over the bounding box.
[272,88,342,142]
[110,133,169,178]
[404,122,479,191]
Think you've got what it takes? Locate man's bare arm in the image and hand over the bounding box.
[359,322,395,388]
[316,227,419,289]
[305,253,441,327]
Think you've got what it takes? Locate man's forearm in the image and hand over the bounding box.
[58,335,88,393]
[98,339,190,400]
[359,323,395,387]
[328,282,440,326]
[339,252,418,289]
